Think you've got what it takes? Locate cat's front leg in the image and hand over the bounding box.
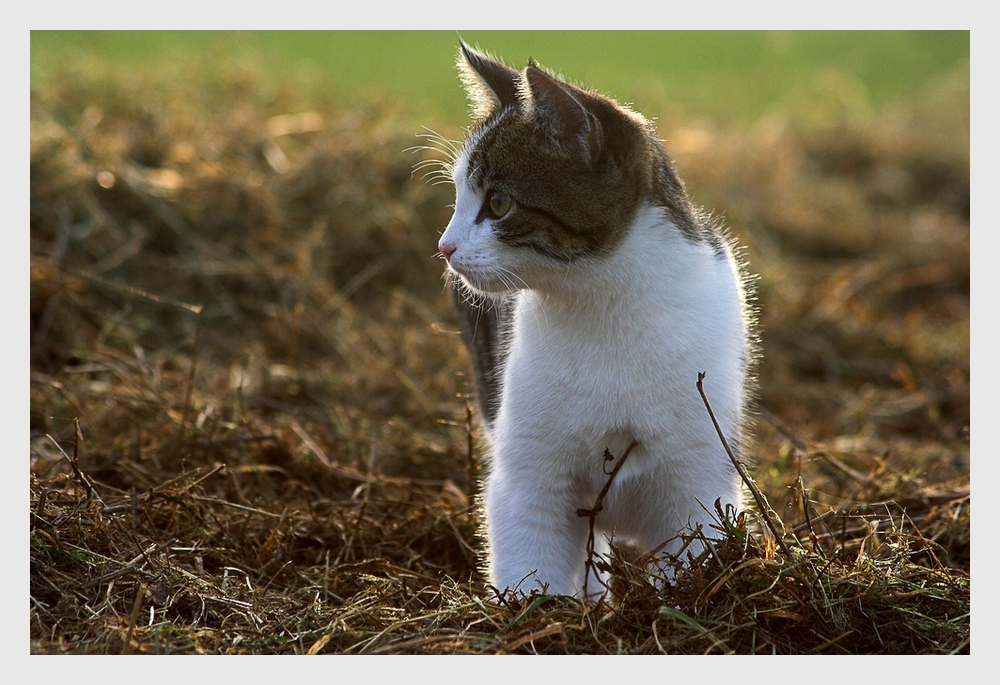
[483,465,592,598]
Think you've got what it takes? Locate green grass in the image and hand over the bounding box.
[30,30,969,124]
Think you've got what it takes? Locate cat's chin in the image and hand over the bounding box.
[450,268,522,297]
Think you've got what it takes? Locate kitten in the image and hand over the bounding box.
[438,42,755,599]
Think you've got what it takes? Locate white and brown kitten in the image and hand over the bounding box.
[438,42,755,598]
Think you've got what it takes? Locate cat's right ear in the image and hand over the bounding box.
[458,41,522,119]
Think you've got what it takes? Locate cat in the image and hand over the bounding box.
[436,41,755,599]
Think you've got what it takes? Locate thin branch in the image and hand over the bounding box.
[797,476,827,558]
[122,585,145,655]
[46,423,94,500]
[576,440,640,599]
[179,304,205,434]
[697,372,790,557]
[189,495,283,519]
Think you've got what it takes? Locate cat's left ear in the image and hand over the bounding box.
[525,64,603,164]
[458,41,522,119]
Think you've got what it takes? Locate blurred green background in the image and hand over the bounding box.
[30,30,969,124]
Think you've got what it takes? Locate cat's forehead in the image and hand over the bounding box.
[463,109,582,190]
[463,111,533,185]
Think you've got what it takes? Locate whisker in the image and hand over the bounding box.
[408,126,462,185]
[417,126,463,158]
[412,159,446,170]
[497,267,529,291]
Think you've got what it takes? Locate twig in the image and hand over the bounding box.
[697,372,790,557]
[292,420,334,469]
[504,622,566,652]
[122,585,145,655]
[72,418,92,498]
[797,476,826,558]
[576,440,640,599]
[100,463,226,515]
[177,462,226,495]
[189,495,283,519]
[755,402,809,452]
[80,540,173,589]
[72,269,202,315]
[757,403,870,484]
[46,423,94,499]
[323,549,330,605]
[81,564,140,590]
[179,304,205,434]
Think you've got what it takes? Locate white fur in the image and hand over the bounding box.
[440,150,749,598]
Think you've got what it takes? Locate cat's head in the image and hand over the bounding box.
[438,42,690,296]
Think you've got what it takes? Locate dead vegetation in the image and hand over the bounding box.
[30,53,969,654]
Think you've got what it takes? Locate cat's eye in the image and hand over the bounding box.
[487,190,512,218]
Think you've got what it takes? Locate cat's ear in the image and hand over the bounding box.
[525,63,603,164]
[458,41,522,119]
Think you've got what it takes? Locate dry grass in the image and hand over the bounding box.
[30,54,969,654]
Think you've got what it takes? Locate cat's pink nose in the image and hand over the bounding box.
[439,241,456,261]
